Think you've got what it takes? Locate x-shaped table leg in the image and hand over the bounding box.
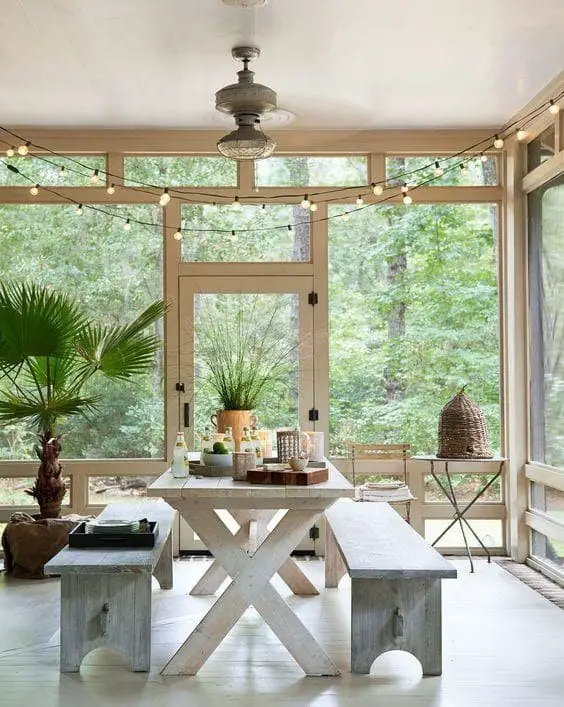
[190,509,319,596]
[163,506,339,677]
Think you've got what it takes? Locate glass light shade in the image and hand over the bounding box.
[217,124,276,161]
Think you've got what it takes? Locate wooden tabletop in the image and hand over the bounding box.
[147,458,354,504]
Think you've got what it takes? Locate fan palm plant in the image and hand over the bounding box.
[0,282,168,518]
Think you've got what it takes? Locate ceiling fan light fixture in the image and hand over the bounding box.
[217,115,276,160]
[215,46,277,160]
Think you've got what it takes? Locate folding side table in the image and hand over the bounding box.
[414,455,506,572]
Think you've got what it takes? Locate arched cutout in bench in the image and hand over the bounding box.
[368,649,424,681]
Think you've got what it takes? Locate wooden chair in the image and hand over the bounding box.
[348,442,416,523]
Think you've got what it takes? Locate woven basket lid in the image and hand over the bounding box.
[437,389,493,459]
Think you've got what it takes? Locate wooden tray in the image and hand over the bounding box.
[247,466,328,485]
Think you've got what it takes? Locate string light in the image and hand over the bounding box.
[173,228,182,240]
[123,218,131,231]
[232,195,242,210]
[372,184,384,196]
[516,130,527,141]
[480,154,488,162]
[434,161,444,177]
[59,164,66,174]
[29,184,39,196]
[341,211,349,221]
[493,135,504,149]
[310,202,318,212]
[287,224,293,232]
[90,168,100,184]
[5,147,14,157]
[106,183,116,195]
[401,183,409,195]
[356,195,364,206]
[460,163,468,174]
[549,100,560,115]
[75,204,84,215]
[300,194,311,209]
[403,194,412,205]
[17,142,30,156]
[261,203,266,210]
[159,188,171,206]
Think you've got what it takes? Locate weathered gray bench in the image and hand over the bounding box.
[45,500,175,673]
[325,501,457,675]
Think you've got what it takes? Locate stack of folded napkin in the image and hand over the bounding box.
[358,481,415,502]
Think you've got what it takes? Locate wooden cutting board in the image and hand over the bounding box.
[246,466,329,485]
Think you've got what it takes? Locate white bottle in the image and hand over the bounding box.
[200,426,212,455]
[240,426,254,454]
[222,426,235,453]
[171,432,188,478]
[250,425,263,466]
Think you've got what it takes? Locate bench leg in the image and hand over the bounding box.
[324,523,348,588]
[60,573,152,673]
[351,578,443,676]
[154,531,173,590]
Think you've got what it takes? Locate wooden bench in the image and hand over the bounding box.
[44,500,175,673]
[325,501,457,675]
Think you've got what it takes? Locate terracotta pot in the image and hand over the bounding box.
[210,410,257,451]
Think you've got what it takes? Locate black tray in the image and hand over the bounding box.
[68,521,159,548]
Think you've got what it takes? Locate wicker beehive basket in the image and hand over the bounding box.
[437,390,493,459]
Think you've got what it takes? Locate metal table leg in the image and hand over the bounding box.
[430,460,504,571]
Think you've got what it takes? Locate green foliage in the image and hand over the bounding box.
[196,295,298,411]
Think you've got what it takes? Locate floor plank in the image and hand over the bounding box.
[1,558,563,706]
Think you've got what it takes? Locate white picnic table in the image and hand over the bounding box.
[147,458,354,676]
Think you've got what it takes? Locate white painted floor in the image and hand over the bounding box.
[1,557,563,707]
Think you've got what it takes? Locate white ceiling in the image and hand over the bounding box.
[0,0,563,130]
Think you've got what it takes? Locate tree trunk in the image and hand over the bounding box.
[28,431,66,518]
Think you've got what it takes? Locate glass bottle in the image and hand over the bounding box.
[200,426,212,455]
[240,426,254,455]
[171,431,188,478]
[222,426,235,453]
[250,425,263,466]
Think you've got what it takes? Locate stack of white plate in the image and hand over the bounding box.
[85,519,140,535]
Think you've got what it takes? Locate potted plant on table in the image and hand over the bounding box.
[197,296,298,449]
[0,282,168,519]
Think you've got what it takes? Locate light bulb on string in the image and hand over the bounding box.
[434,161,444,177]
[300,194,311,209]
[310,202,318,212]
[29,184,39,196]
[341,211,349,221]
[90,169,100,184]
[287,224,293,233]
[480,154,488,163]
[372,184,384,196]
[493,135,504,149]
[75,204,84,215]
[401,183,409,195]
[549,100,560,115]
[159,188,171,206]
[403,194,413,205]
[123,218,131,231]
[173,229,182,241]
[106,183,116,195]
[5,147,14,157]
[211,201,217,210]
[356,195,364,206]
[17,142,30,156]
[460,162,468,174]
[232,196,242,211]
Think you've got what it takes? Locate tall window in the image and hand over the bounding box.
[0,204,164,460]
[529,174,564,468]
[328,202,500,456]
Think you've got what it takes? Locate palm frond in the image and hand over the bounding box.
[0,282,87,365]
[0,389,99,432]
[76,300,168,380]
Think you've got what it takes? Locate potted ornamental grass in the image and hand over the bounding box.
[197,295,298,447]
